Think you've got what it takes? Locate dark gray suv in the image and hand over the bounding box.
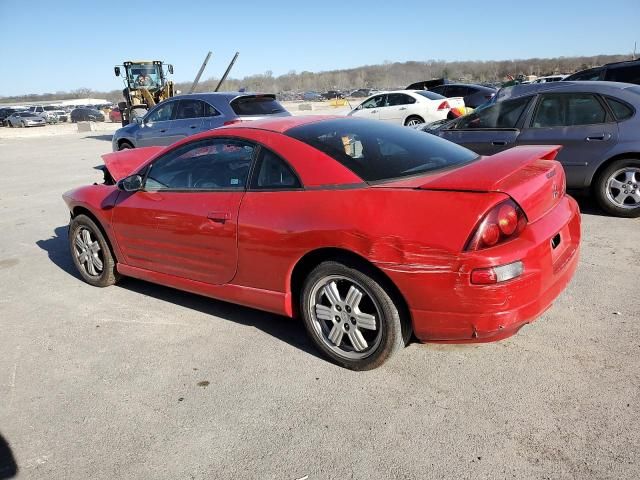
[423,81,640,217]
[112,92,290,151]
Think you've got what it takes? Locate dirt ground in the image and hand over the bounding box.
[0,128,638,479]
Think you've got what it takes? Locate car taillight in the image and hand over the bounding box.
[466,199,527,251]
[437,101,450,111]
[470,261,524,285]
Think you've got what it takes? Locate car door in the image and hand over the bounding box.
[438,96,533,155]
[379,93,416,124]
[111,137,256,285]
[170,99,206,139]
[515,92,618,188]
[135,100,179,147]
[351,94,386,120]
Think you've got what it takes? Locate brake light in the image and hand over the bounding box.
[466,199,527,251]
[437,101,450,111]
[223,119,242,126]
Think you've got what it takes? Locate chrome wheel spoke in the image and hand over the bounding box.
[323,281,342,306]
[345,285,363,309]
[91,254,103,271]
[609,178,625,190]
[355,311,376,330]
[74,234,85,250]
[348,329,368,351]
[328,324,344,346]
[614,190,630,204]
[86,258,97,276]
[315,304,334,322]
[631,191,640,204]
[81,229,91,245]
[624,170,636,183]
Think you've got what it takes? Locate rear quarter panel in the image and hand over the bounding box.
[233,188,506,293]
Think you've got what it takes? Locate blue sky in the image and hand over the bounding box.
[0,0,638,96]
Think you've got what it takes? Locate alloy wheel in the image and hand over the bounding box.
[406,118,423,126]
[308,275,383,360]
[606,167,640,209]
[73,227,104,277]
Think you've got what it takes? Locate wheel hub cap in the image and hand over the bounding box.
[606,167,640,209]
[74,227,103,276]
[309,275,382,360]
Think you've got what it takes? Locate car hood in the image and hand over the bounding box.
[101,146,165,181]
[113,123,139,137]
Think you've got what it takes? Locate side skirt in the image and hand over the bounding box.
[117,264,292,317]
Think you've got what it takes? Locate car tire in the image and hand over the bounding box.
[404,115,424,127]
[20,121,26,128]
[69,214,120,287]
[300,260,409,370]
[118,141,134,150]
[595,159,640,218]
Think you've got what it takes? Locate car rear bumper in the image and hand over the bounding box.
[380,195,581,342]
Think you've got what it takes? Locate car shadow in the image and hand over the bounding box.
[36,226,322,360]
[0,433,18,479]
[569,191,608,217]
[83,134,113,142]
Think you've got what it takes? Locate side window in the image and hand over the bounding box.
[145,138,255,191]
[175,100,205,120]
[456,96,531,129]
[204,102,220,117]
[429,86,446,95]
[252,149,301,189]
[146,101,175,123]
[569,68,603,81]
[446,86,469,98]
[361,95,385,109]
[532,94,607,128]
[386,93,415,106]
[606,65,640,84]
[605,97,634,121]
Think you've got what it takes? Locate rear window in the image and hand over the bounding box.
[230,96,286,116]
[606,64,640,84]
[415,91,445,100]
[286,118,478,182]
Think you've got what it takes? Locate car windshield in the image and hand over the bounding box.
[230,96,286,115]
[127,64,161,88]
[19,112,35,117]
[415,91,446,100]
[286,118,478,182]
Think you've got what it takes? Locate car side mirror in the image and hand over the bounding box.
[114,66,121,77]
[356,104,363,110]
[117,174,143,192]
[168,64,174,74]
[133,116,144,125]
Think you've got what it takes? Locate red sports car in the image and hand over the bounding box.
[63,116,580,370]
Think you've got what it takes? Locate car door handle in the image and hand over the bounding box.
[399,107,407,111]
[190,125,198,129]
[585,134,611,142]
[370,110,377,113]
[159,129,167,133]
[207,211,231,223]
[491,140,508,146]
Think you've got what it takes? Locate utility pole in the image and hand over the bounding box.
[189,51,213,94]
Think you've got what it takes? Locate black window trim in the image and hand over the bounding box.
[527,92,615,129]
[247,146,304,192]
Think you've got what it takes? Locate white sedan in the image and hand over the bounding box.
[347,90,465,126]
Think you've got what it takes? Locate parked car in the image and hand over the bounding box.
[109,108,122,123]
[111,92,291,151]
[28,105,60,120]
[421,81,640,217]
[6,111,46,127]
[48,110,68,123]
[348,90,465,126]
[427,83,497,108]
[322,90,345,99]
[63,116,580,370]
[302,91,324,101]
[0,108,20,126]
[530,75,568,84]
[349,89,372,98]
[70,108,105,122]
[564,59,640,85]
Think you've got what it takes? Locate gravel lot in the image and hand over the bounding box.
[0,130,638,480]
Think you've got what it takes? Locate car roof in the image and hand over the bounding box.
[496,81,638,101]
[169,92,275,102]
[227,115,341,133]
